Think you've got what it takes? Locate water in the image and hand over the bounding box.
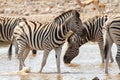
[0,42,120,80]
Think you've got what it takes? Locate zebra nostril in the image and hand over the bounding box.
[64,56,71,64]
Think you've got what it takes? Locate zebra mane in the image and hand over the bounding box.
[0,16,23,22]
[54,9,80,25]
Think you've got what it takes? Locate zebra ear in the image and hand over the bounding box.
[72,10,80,18]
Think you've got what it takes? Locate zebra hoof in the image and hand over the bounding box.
[105,70,108,74]
[20,67,31,73]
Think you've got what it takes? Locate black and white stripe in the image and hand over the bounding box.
[64,15,114,64]
[104,15,120,73]
[0,17,21,41]
[0,17,36,54]
[8,10,86,73]
[0,17,23,54]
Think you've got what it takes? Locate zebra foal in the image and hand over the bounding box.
[104,15,120,73]
[8,10,86,73]
[63,15,114,64]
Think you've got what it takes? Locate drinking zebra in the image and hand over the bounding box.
[0,17,36,54]
[8,10,86,73]
[63,15,114,64]
[104,15,120,73]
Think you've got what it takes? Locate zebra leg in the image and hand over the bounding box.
[116,48,120,73]
[15,45,19,55]
[104,35,113,73]
[55,46,62,73]
[98,37,114,63]
[21,48,31,73]
[98,35,105,63]
[105,48,111,73]
[39,50,49,73]
[18,50,25,70]
[99,44,104,63]
[17,43,27,70]
[22,48,30,63]
[13,41,19,57]
[102,33,114,63]
[110,49,114,63]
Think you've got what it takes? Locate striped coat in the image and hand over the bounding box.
[64,15,114,64]
[8,10,86,73]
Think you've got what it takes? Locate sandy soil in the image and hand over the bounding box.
[0,0,119,21]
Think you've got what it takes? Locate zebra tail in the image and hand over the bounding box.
[8,40,13,60]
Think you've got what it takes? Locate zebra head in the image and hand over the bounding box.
[63,10,87,38]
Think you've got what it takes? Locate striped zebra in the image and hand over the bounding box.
[63,15,114,64]
[104,15,120,73]
[0,17,36,55]
[0,17,22,54]
[0,17,21,41]
[8,10,86,73]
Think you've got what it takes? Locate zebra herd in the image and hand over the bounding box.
[0,9,120,74]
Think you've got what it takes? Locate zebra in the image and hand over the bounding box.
[8,10,87,73]
[104,15,120,73]
[0,17,36,55]
[63,15,114,64]
[0,17,21,41]
[0,17,22,54]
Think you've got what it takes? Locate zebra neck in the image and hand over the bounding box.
[60,23,71,39]
[64,31,73,39]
